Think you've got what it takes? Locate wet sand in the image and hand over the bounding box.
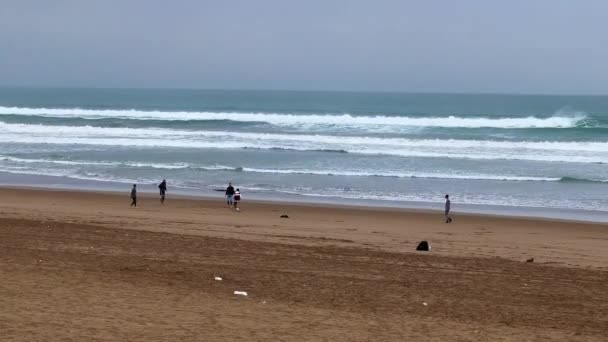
[0,187,606,341]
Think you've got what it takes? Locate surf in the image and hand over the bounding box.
[0,155,592,182]
[1,122,608,163]
[0,106,589,129]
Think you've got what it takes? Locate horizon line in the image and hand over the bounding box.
[1,84,607,97]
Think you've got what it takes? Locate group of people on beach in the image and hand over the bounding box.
[224,182,242,211]
[128,180,451,222]
[129,180,242,212]
[129,180,167,207]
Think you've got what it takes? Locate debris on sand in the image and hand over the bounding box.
[423,302,428,306]
[526,258,534,263]
[214,276,223,281]
[234,291,248,296]
[416,241,431,251]
[280,215,289,219]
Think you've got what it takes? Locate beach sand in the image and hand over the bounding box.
[0,187,606,341]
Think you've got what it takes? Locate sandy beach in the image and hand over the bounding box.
[0,187,607,341]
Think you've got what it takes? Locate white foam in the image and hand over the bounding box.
[0,106,587,129]
[0,166,140,184]
[124,162,190,169]
[0,156,191,170]
[241,168,562,181]
[0,156,116,166]
[1,123,607,163]
[0,156,570,182]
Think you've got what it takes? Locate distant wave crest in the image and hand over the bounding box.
[0,106,590,129]
[558,176,608,184]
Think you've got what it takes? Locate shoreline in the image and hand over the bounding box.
[2,183,608,226]
[1,186,607,269]
[1,171,607,223]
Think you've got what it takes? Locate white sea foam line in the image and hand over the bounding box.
[0,156,116,166]
[0,137,606,164]
[0,156,189,169]
[242,168,605,182]
[0,156,565,181]
[1,123,607,163]
[0,155,238,170]
[1,135,605,163]
[0,122,606,152]
[242,168,561,181]
[0,106,587,128]
[4,155,608,182]
[0,166,141,184]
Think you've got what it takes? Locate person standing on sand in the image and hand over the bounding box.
[158,179,167,204]
[130,184,137,207]
[445,194,452,223]
[225,182,235,207]
[233,188,242,212]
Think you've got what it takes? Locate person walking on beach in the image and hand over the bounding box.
[130,184,137,207]
[225,182,235,208]
[445,194,452,223]
[233,188,242,212]
[158,179,167,204]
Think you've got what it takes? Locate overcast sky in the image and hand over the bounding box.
[1,0,607,94]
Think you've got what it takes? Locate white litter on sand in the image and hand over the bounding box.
[214,276,223,281]
[423,302,428,306]
[234,291,248,296]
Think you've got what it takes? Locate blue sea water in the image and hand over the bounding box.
[0,87,607,220]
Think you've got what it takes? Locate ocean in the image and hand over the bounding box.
[0,87,607,221]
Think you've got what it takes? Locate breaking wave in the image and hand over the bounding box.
[0,106,589,129]
[2,155,607,183]
[1,122,607,163]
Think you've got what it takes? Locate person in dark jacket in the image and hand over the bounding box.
[130,184,137,207]
[225,182,235,207]
[158,179,167,204]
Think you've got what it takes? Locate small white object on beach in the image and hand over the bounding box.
[234,291,248,296]
[423,302,428,306]
[214,276,223,281]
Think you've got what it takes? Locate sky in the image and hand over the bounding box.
[1,0,607,94]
